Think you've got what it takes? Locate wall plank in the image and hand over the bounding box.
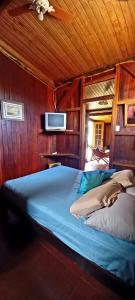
[104,123,111,147]
[0,52,55,185]
[55,80,81,169]
[112,62,135,169]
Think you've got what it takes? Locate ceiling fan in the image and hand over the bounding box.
[1,0,74,22]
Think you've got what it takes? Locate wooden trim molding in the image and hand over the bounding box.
[113,161,135,168]
[89,112,112,116]
[84,69,115,86]
[79,102,86,170]
[82,95,114,103]
[118,99,135,105]
[110,64,121,166]
[79,77,86,170]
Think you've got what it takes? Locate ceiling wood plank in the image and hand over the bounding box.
[119,0,135,54]
[0,17,77,79]
[113,0,132,57]
[0,0,135,85]
[0,38,54,86]
[95,0,122,59]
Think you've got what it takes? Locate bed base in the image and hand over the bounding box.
[0,192,135,299]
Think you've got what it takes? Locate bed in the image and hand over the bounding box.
[1,166,135,288]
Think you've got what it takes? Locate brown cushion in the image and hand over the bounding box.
[70,181,122,218]
[111,170,134,188]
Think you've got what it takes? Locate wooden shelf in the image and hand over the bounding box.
[112,161,135,168]
[41,130,80,135]
[115,133,135,136]
[62,130,80,135]
[41,153,80,160]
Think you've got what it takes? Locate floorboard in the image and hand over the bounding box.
[0,221,129,300]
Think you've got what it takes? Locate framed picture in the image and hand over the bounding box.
[124,103,135,126]
[1,101,24,121]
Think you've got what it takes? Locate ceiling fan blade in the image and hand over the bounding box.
[0,0,13,14]
[8,4,32,17]
[49,6,74,23]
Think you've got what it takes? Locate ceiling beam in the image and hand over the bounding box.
[89,111,112,116]
[87,108,112,113]
[82,94,114,103]
[84,69,115,86]
[0,38,54,87]
[55,55,135,87]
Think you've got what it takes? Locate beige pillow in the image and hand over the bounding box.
[111,170,134,188]
[85,193,135,242]
[70,181,122,218]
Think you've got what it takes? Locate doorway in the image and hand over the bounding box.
[81,77,115,170]
[85,108,112,171]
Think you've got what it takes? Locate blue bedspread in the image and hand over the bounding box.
[3,166,135,286]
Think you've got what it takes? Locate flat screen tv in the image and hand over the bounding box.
[45,112,66,131]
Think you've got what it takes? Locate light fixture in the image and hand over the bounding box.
[32,0,55,21]
[98,100,108,105]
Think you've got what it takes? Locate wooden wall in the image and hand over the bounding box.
[0,52,55,185]
[55,79,81,169]
[111,62,135,170]
[57,63,135,171]
[1,52,135,181]
[104,123,111,148]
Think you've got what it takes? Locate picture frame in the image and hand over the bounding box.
[124,103,135,126]
[1,101,24,121]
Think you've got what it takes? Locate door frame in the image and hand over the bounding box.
[79,100,113,169]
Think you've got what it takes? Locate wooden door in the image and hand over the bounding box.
[93,122,104,149]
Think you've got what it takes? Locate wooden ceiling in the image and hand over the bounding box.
[0,0,135,86]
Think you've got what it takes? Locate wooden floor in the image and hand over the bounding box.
[0,219,133,300]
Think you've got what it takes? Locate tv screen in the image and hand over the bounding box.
[45,112,66,131]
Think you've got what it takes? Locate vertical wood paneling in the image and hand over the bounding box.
[112,62,135,168]
[104,123,111,147]
[55,81,81,169]
[0,52,54,185]
[110,64,120,166]
[119,66,135,100]
[114,136,135,162]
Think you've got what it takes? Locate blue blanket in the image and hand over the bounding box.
[3,166,135,286]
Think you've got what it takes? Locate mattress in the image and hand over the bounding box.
[2,166,135,286]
